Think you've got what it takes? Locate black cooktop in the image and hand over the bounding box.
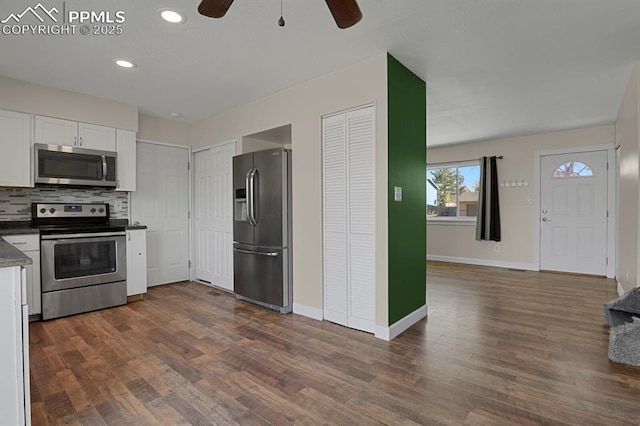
[36,224,126,235]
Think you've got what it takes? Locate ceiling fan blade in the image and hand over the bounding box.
[325,0,362,29]
[198,0,235,18]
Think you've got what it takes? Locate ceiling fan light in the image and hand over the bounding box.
[198,0,235,18]
[160,9,185,24]
[325,0,362,29]
[115,59,136,68]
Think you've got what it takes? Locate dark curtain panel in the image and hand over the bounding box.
[476,156,501,241]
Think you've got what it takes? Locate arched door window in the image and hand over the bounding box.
[553,161,593,178]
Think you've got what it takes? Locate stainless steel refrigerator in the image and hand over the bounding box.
[233,147,292,313]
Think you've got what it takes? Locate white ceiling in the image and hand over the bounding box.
[1,0,639,146]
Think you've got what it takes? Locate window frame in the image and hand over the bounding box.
[427,160,480,223]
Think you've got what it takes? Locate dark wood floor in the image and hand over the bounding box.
[30,262,640,425]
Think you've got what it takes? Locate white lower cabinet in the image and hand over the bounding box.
[2,234,41,315]
[126,229,147,296]
[0,265,30,425]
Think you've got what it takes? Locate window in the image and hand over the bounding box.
[427,161,480,220]
[553,161,593,178]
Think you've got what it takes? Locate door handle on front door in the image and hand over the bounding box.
[542,217,551,222]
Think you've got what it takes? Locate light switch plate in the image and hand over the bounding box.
[394,186,402,202]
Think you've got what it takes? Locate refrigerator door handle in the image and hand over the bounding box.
[245,169,255,226]
[233,247,278,257]
[251,168,259,225]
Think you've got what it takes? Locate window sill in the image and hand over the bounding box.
[427,219,476,226]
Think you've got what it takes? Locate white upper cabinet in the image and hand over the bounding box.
[35,116,116,151]
[115,129,136,191]
[34,116,78,147]
[78,123,116,151]
[0,110,32,187]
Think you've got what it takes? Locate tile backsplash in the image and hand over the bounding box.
[0,187,128,220]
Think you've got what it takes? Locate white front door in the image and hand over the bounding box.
[131,142,190,286]
[194,141,235,291]
[540,150,608,275]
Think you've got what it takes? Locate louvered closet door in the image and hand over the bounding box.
[347,106,376,333]
[323,105,375,333]
[323,113,349,326]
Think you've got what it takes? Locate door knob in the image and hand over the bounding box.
[542,217,551,222]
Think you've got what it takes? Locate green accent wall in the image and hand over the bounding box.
[387,53,427,325]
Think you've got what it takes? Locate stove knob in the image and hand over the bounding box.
[49,208,56,214]
[91,208,96,213]
[40,208,46,214]
[99,208,104,213]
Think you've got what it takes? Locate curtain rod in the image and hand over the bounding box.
[426,156,503,166]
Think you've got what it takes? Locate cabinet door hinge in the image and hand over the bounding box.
[188,162,191,170]
[188,260,192,268]
[606,257,609,265]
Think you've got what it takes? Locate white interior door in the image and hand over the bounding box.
[540,150,608,275]
[131,142,190,286]
[194,142,235,291]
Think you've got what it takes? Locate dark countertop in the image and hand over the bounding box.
[0,221,39,235]
[109,219,147,230]
[0,237,33,268]
[126,225,148,230]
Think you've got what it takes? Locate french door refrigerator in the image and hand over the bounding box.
[233,147,292,313]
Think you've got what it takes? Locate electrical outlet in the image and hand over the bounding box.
[494,244,501,253]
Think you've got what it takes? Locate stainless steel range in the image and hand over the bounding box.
[33,203,127,320]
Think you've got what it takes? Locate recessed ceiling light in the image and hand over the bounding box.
[160,9,185,24]
[115,59,136,68]
[170,112,183,118]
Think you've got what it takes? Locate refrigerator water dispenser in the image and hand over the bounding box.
[234,188,247,222]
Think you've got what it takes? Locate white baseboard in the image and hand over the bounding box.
[193,279,234,294]
[375,305,428,341]
[293,303,323,321]
[427,254,538,271]
[617,280,625,297]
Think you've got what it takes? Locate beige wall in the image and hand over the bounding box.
[190,53,389,322]
[615,63,640,292]
[241,137,284,154]
[137,113,191,145]
[427,125,614,268]
[0,75,137,130]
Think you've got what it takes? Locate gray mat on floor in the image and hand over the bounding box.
[609,317,640,366]
[603,287,640,327]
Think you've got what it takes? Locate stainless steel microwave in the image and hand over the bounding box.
[34,143,117,187]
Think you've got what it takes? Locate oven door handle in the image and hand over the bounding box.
[41,231,127,240]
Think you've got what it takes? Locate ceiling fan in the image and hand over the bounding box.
[198,0,363,29]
